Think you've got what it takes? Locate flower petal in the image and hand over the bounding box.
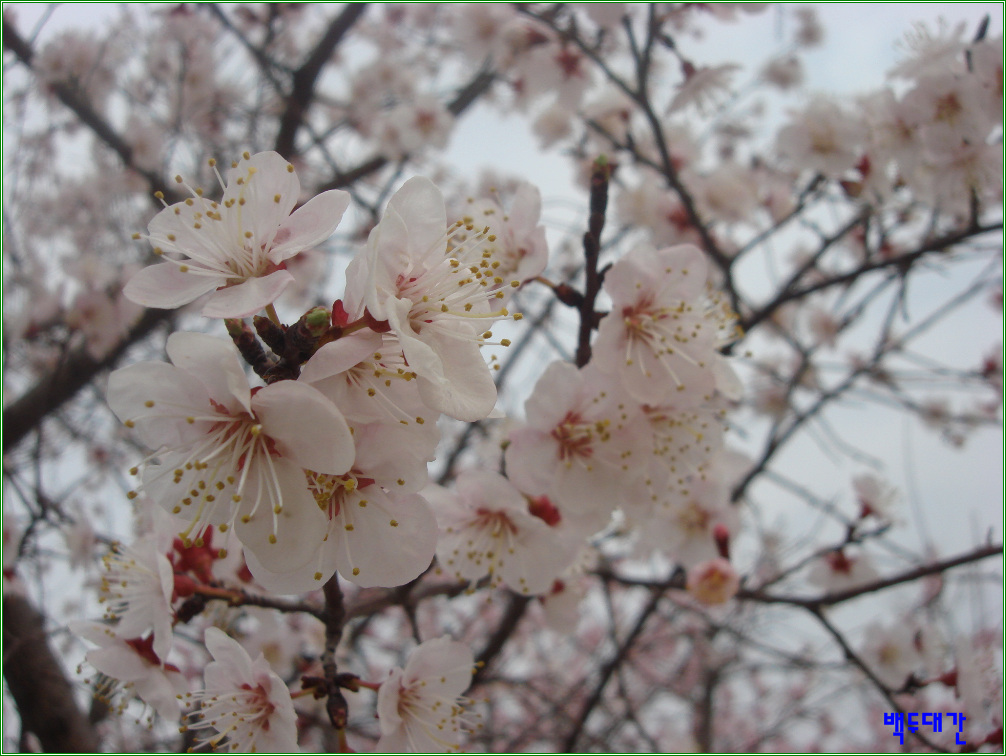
[123,262,220,309]
[252,381,354,474]
[200,269,295,318]
[333,490,437,588]
[269,189,351,261]
[166,332,252,415]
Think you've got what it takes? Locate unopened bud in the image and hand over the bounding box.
[305,306,331,336]
[713,522,731,560]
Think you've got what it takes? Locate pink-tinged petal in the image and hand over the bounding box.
[376,667,406,730]
[342,252,370,318]
[498,519,573,595]
[403,636,473,691]
[455,470,527,513]
[123,262,220,309]
[69,620,117,647]
[299,331,383,383]
[252,382,354,474]
[333,490,437,588]
[203,627,255,690]
[86,645,152,682]
[269,189,351,261]
[508,183,542,231]
[352,422,438,493]
[386,176,447,260]
[365,212,412,320]
[600,253,651,307]
[652,244,708,300]
[554,463,625,515]
[504,427,559,495]
[200,269,295,318]
[221,152,300,244]
[107,362,211,449]
[133,668,186,721]
[391,315,496,421]
[235,462,327,574]
[712,354,743,400]
[522,361,583,431]
[166,332,252,414]
[243,542,336,596]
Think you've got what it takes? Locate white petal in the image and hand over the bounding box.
[334,490,437,588]
[107,361,211,449]
[253,381,354,474]
[243,543,335,595]
[299,331,383,384]
[386,176,447,260]
[166,332,252,415]
[203,627,255,691]
[235,461,327,574]
[123,262,220,309]
[269,189,351,261]
[200,269,295,318]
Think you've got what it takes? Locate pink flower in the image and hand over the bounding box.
[360,176,517,421]
[458,181,549,290]
[807,547,879,592]
[376,636,477,752]
[124,151,350,318]
[248,421,439,593]
[107,332,354,589]
[504,363,651,530]
[859,620,923,689]
[593,243,739,405]
[427,470,573,595]
[98,537,176,661]
[185,627,298,753]
[852,473,899,521]
[71,621,187,723]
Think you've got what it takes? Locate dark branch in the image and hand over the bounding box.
[3,594,100,752]
[274,4,368,159]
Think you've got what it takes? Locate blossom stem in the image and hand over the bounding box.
[265,303,282,326]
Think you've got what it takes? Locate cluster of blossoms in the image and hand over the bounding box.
[73,150,547,750]
[70,146,750,749]
[2,4,990,752]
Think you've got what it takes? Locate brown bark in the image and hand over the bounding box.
[3,593,100,752]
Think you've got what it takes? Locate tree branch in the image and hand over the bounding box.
[3,594,100,752]
[274,4,368,159]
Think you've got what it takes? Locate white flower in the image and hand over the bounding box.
[504,363,651,529]
[668,63,739,115]
[806,548,879,592]
[777,99,865,178]
[185,627,298,753]
[71,621,187,723]
[98,537,176,662]
[686,558,740,605]
[427,470,574,595]
[852,473,899,522]
[459,182,549,289]
[124,151,350,318]
[376,636,477,753]
[108,332,354,587]
[633,450,743,569]
[376,95,455,160]
[361,177,518,421]
[859,620,923,689]
[593,244,738,405]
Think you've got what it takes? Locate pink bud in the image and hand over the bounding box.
[713,522,731,560]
